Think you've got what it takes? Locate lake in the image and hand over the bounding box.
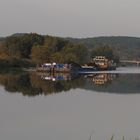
[0,67,140,140]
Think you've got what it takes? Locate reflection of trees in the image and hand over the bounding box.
[0,72,42,96]
[91,73,117,85]
[1,71,139,95]
[29,72,85,95]
[84,74,140,93]
[0,71,85,96]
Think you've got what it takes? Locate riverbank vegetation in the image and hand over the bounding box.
[0,33,120,68]
[68,36,140,60]
[0,33,88,67]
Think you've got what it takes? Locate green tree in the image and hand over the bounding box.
[91,44,119,63]
[5,33,44,58]
[31,45,50,64]
[0,42,9,58]
[50,52,64,63]
[61,43,88,64]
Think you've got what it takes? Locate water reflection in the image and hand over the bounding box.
[0,71,85,96]
[84,73,117,85]
[38,72,78,81]
[0,70,140,96]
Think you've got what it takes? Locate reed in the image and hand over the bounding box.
[88,135,140,140]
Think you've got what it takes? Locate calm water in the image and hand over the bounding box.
[0,67,140,140]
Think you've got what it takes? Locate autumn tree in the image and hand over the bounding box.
[31,45,50,64]
[5,33,44,58]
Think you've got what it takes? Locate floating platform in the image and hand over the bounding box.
[36,62,116,74]
[36,67,71,73]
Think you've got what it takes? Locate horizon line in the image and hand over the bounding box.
[1,33,140,39]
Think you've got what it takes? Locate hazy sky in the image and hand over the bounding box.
[0,0,140,37]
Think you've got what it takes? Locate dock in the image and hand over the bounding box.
[36,67,71,73]
[36,56,117,74]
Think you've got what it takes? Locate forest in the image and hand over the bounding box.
[68,36,140,60]
[0,33,119,68]
[0,33,88,67]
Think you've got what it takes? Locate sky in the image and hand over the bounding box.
[0,0,140,38]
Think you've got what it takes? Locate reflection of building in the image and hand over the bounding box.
[36,72,75,81]
[85,73,117,85]
[93,74,108,85]
[43,73,71,81]
[93,74,116,85]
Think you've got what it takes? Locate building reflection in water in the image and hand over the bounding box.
[84,73,117,85]
[37,72,117,86]
[37,72,78,81]
[0,70,140,95]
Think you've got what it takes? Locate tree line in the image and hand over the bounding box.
[0,33,119,68]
